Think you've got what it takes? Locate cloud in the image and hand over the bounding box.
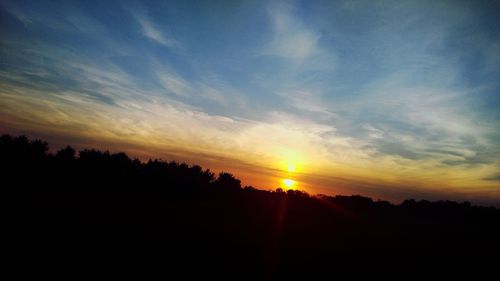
[197,83,228,105]
[276,89,334,117]
[2,50,498,205]
[377,142,425,161]
[157,71,192,98]
[0,57,363,181]
[154,67,246,107]
[129,8,178,49]
[483,173,500,181]
[265,1,321,61]
[0,2,33,26]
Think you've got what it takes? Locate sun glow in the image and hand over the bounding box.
[283,179,296,189]
[276,149,305,173]
[279,151,300,189]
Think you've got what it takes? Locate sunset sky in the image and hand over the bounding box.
[1,0,499,205]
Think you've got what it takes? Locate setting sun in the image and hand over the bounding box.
[287,164,296,172]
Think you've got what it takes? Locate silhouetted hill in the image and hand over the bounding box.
[4,134,499,278]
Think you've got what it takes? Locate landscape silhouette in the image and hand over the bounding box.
[5,134,499,277]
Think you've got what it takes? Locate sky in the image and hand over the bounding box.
[1,0,499,205]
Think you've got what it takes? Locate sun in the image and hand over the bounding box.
[287,164,296,172]
[283,179,296,189]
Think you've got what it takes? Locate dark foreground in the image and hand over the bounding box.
[5,134,500,278]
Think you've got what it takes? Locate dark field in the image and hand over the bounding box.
[6,134,499,278]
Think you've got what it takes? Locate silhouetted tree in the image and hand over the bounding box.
[214,172,241,191]
[55,146,76,161]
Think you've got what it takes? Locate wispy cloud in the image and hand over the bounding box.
[197,83,228,105]
[129,8,179,49]
[157,71,192,98]
[483,173,500,181]
[265,1,321,60]
[276,89,334,117]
